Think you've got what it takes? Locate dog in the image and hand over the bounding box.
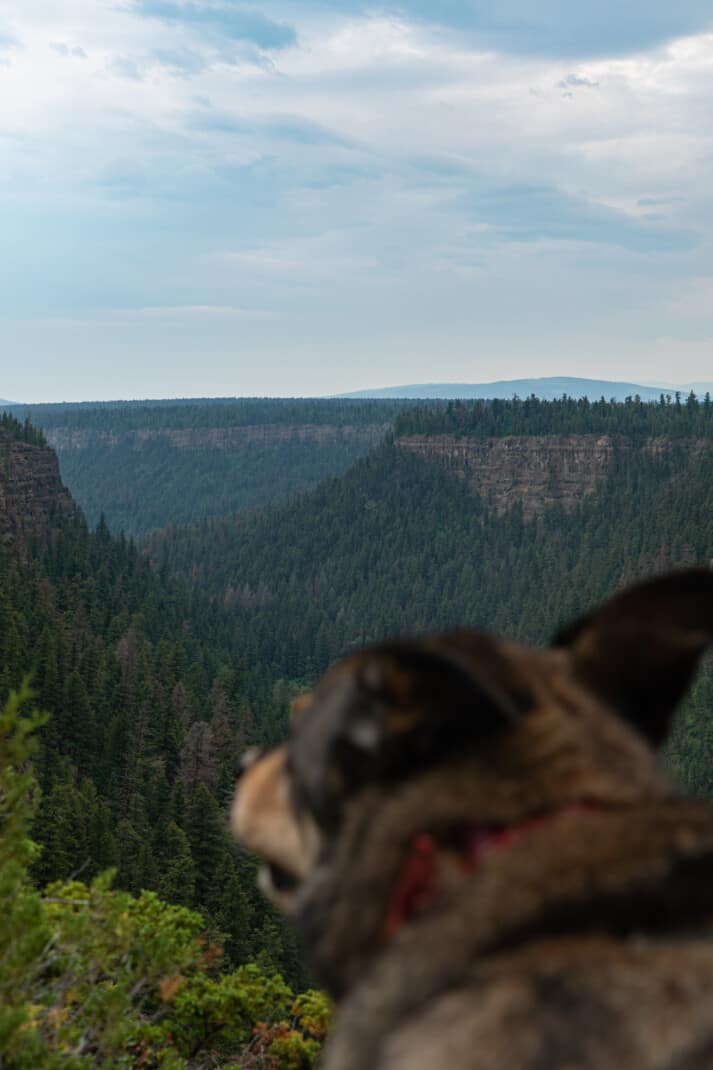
[233,569,713,1069]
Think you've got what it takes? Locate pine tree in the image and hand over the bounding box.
[187,784,228,908]
[157,821,196,906]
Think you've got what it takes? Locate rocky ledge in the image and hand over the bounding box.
[396,434,709,519]
[0,431,77,544]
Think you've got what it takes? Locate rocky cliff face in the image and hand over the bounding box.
[397,434,708,518]
[45,423,389,451]
[0,430,76,544]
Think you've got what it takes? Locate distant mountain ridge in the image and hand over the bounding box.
[339,377,709,402]
[641,381,713,395]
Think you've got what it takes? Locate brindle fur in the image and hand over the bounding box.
[233,570,713,1069]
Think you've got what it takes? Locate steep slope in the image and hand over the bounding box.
[0,418,75,543]
[146,436,713,663]
[394,394,713,516]
[0,419,302,982]
[47,423,388,536]
[396,433,707,518]
[15,398,407,536]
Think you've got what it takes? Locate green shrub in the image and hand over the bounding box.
[0,686,331,1069]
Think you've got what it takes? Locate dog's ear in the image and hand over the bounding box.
[339,641,526,768]
[291,639,528,825]
[554,569,713,744]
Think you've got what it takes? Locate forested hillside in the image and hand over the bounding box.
[0,414,303,990]
[145,395,713,795]
[12,398,412,536]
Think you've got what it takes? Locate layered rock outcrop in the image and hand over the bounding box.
[44,423,389,451]
[0,431,76,544]
[397,434,708,519]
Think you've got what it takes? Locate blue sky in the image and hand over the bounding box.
[1,1,712,400]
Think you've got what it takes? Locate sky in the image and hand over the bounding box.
[1,1,712,401]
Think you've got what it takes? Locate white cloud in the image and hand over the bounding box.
[0,1,712,397]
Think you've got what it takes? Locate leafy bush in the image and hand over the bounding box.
[0,686,331,1069]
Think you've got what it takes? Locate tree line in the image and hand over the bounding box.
[1,411,48,447]
[394,392,713,438]
[12,397,414,432]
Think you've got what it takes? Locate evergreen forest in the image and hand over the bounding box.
[10,398,413,536]
[144,397,713,794]
[394,391,713,438]
[2,397,713,1066]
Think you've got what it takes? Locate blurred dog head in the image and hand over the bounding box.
[233,570,713,920]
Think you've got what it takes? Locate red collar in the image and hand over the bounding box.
[384,803,596,940]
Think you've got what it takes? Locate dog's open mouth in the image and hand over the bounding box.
[260,860,301,897]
